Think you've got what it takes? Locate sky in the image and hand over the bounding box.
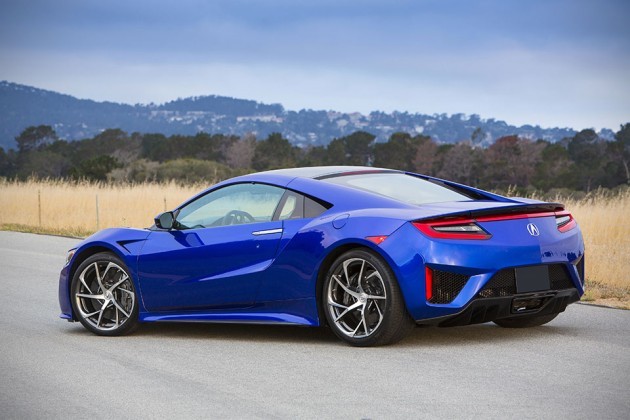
[0,0,628,130]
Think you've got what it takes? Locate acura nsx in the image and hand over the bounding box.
[58,166,585,346]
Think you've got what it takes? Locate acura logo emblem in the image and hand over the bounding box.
[527,223,540,237]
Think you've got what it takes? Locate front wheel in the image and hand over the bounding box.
[70,253,139,336]
[323,249,415,346]
[493,312,559,328]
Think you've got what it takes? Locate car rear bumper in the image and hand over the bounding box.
[417,288,580,327]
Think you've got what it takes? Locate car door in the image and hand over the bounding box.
[137,183,286,312]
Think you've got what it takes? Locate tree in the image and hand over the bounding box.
[612,123,630,185]
[225,135,256,169]
[156,159,234,182]
[70,155,121,180]
[567,129,606,191]
[15,125,58,153]
[436,142,484,186]
[0,147,11,176]
[252,133,297,170]
[17,150,69,178]
[482,136,544,190]
[471,127,486,147]
[326,131,375,166]
[532,142,574,191]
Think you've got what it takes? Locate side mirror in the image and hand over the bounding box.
[155,211,175,230]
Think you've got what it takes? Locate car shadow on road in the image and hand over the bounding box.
[68,320,580,347]
[399,323,580,348]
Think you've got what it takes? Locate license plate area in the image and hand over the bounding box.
[515,265,550,293]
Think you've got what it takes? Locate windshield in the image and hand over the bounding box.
[321,173,473,205]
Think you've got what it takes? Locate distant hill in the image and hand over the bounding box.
[0,81,613,150]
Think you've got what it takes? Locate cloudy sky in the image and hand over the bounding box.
[1,0,628,130]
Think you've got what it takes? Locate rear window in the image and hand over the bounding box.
[321,173,473,205]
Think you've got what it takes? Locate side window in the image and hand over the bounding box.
[278,192,304,220]
[176,183,285,229]
[275,191,329,220]
[305,196,328,218]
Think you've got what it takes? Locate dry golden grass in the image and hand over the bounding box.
[561,189,630,308]
[0,179,206,235]
[1,179,628,308]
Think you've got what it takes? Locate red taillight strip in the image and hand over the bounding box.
[413,220,491,240]
[425,266,433,301]
[414,209,578,240]
[555,211,577,233]
[475,211,556,222]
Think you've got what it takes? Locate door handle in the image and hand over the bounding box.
[251,228,283,236]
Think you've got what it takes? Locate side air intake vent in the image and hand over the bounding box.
[429,270,470,304]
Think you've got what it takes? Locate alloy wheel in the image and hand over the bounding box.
[326,257,387,338]
[74,260,135,331]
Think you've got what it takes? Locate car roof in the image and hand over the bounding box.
[260,166,399,179]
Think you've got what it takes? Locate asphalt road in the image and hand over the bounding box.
[0,231,628,419]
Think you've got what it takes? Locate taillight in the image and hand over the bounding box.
[556,211,577,233]
[425,266,433,301]
[413,219,491,240]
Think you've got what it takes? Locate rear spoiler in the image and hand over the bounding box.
[417,203,565,222]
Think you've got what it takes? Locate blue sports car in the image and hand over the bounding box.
[59,166,585,346]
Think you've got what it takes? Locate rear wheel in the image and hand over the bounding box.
[323,249,415,346]
[70,253,139,336]
[493,312,558,328]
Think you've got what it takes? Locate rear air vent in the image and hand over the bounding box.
[478,264,576,298]
[549,265,574,290]
[478,269,518,298]
[429,270,470,304]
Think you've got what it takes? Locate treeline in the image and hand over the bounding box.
[0,123,628,193]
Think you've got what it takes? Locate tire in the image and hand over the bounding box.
[70,252,139,336]
[493,312,559,328]
[323,249,415,346]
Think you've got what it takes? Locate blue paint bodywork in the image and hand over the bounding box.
[59,167,585,326]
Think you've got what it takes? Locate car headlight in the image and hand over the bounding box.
[65,249,76,266]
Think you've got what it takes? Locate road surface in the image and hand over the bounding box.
[0,231,628,419]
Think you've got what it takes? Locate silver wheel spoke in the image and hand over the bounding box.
[365,271,378,280]
[83,309,100,318]
[76,293,104,300]
[108,274,129,292]
[357,260,366,293]
[79,273,93,294]
[367,295,386,300]
[93,262,105,292]
[333,274,359,299]
[328,300,348,310]
[95,301,109,328]
[101,262,115,282]
[361,307,369,336]
[334,301,362,322]
[342,260,352,286]
[111,299,131,318]
[373,300,383,318]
